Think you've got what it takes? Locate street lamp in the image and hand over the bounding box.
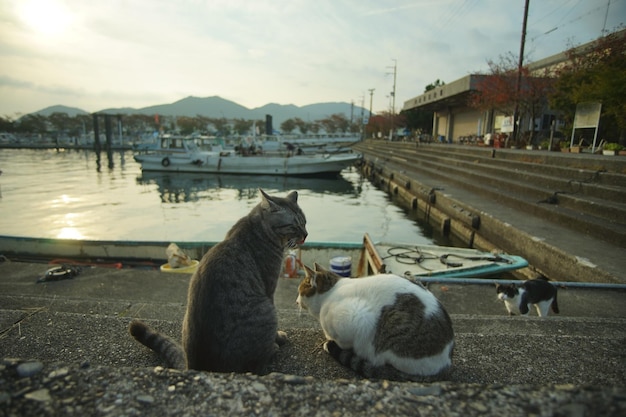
[386,59,397,139]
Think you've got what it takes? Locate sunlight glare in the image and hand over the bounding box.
[17,0,72,36]
[57,227,84,240]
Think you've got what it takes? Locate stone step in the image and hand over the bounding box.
[354,141,626,247]
[357,141,626,205]
[1,261,624,390]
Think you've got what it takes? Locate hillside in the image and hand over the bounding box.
[33,96,368,126]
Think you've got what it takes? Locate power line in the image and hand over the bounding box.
[529,0,622,42]
[439,0,478,31]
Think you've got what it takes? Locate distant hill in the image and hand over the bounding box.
[33,105,89,117]
[34,96,368,127]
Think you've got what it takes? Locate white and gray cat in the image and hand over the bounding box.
[296,263,454,381]
[130,189,308,373]
[496,277,559,317]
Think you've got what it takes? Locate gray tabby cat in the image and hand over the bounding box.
[296,263,454,381]
[130,189,307,373]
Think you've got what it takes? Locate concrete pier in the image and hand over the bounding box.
[352,140,626,284]
[1,256,625,416]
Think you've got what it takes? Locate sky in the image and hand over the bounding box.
[0,0,624,118]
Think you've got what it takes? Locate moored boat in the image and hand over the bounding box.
[132,135,361,177]
[0,233,528,280]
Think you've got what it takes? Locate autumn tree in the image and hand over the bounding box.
[293,117,310,134]
[469,52,554,144]
[176,116,199,135]
[308,122,320,134]
[316,113,350,133]
[317,115,336,133]
[549,28,626,143]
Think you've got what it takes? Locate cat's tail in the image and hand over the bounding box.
[129,319,186,370]
[323,340,446,382]
[551,291,560,314]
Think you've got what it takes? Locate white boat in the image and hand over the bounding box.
[259,134,361,155]
[133,135,361,177]
[0,233,528,280]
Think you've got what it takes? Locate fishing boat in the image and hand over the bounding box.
[132,135,361,177]
[136,171,357,203]
[259,134,361,155]
[0,233,528,279]
[356,233,528,279]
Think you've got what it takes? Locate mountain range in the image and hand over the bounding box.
[32,96,369,127]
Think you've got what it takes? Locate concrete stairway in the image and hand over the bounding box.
[349,140,626,284]
[352,140,626,248]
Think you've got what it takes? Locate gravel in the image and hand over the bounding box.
[2,358,625,417]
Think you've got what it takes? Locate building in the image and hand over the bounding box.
[401,30,624,144]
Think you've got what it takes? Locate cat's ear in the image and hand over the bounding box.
[313,262,328,273]
[259,189,281,211]
[303,264,315,280]
[286,191,298,203]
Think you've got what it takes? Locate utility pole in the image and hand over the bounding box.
[386,59,397,140]
[368,88,375,117]
[360,94,365,141]
[512,0,529,145]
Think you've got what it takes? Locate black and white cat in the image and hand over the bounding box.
[496,278,559,317]
[296,263,454,380]
[130,189,308,373]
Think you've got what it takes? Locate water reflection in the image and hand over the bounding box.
[136,171,360,203]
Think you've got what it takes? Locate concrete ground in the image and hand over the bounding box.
[1,260,625,416]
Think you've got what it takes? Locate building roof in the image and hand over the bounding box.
[402,28,625,113]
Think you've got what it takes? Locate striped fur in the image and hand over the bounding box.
[297,264,454,380]
[129,190,307,373]
[129,320,186,369]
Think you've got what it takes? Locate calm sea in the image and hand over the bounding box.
[0,148,441,245]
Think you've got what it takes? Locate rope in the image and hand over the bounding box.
[382,246,512,271]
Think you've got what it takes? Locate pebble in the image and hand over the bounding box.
[16,361,44,377]
[24,388,52,402]
[406,385,443,397]
[136,394,155,404]
[48,367,69,379]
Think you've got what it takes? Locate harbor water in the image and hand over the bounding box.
[0,148,442,245]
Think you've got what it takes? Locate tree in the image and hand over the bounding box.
[176,116,199,135]
[280,118,297,134]
[314,113,351,134]
[0,115,15,132]
[308,122,320,134]
[401,108,432,135]
[424,79,445,92]
[469,52,554,144]
[233,118,253,135]
[16,114,47,134]
[549,28,626,143]
[210,117,230,136]
[293,118,310,134]
[48,112,71,136]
